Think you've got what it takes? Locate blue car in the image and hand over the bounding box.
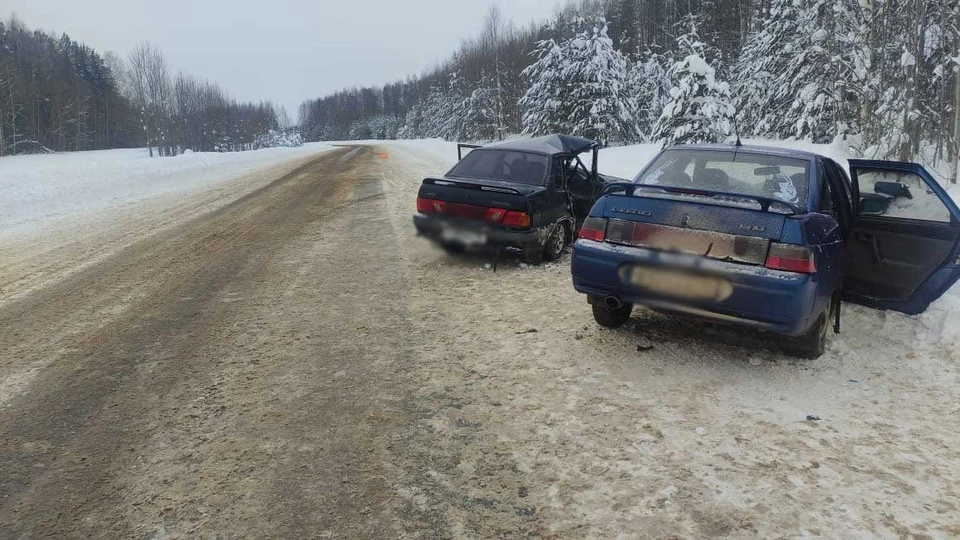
[570,144,960,358]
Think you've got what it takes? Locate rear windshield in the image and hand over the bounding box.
[634,149,811,209]
[447,150,549,185]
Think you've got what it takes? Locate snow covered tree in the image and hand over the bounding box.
[564,18,636,144]
[733,0,809,136]
[733,0,864,144]
[520,37,569,136]
[781,0,860,143]
[651,18,734,145]
[420,71,467,140]
[630,49,674,140]
[521,17,635,144]
[462,78,498,140]
[397,103,425,139]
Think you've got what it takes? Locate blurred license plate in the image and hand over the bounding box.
[626,267,733,301]
[441,227,487,246]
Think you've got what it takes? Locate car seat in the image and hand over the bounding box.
[698,168,730,190]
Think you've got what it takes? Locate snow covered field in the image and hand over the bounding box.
[0,144,333,304]
[0,144,333,234]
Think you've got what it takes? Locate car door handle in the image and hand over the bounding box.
[854,232,884,263]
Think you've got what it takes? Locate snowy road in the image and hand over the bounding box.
[0,144,958,537]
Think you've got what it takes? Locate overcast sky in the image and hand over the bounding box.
[4,0,553,118]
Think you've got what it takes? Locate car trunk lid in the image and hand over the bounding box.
[418,177,535,212]
[596,193,788,265]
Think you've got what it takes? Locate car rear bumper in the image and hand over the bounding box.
[571,240,820,335]
[413,213,542,252]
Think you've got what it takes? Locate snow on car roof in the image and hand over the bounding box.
[483,134,599,156]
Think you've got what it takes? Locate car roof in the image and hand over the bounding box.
[482,134,599,156]
[664,143,822,161]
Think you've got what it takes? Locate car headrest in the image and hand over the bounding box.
[698,168,729,186]
[662,169,692,185]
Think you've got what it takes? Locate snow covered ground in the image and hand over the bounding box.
[378,141,959,536]
[0,139,955,536]
[0,144,333,234]
[0,144,333,304]
[389,137,959,357]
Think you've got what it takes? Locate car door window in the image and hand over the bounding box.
[844,161,960,314]
[857,170,951,223]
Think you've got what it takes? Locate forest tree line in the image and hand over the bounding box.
[0,15,298,157]
[299,0,960,180]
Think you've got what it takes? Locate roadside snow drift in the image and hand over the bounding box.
[0,144,331,234]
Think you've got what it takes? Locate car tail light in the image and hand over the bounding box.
[502,210,531,228]
[418,197,530,227]
[579,217,608,242]
[417,196,447,214]
[484,207,506,222]
[766,243,816,273]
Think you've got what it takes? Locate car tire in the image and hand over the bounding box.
[542,223,568,262]
[592,303,633,329]
[786,311,829,359]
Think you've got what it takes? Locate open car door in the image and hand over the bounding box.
[844,160,960,315]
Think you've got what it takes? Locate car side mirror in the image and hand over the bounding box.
[861,193,894,215]
[874,181,912,199]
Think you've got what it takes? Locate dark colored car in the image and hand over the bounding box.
[413,135,616,264]
[571,144,960,358]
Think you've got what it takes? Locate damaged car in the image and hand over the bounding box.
[413,135,614,264]
[571,144,960,358]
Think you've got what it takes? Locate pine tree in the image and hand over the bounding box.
[732,0,869,144]
[564,18,636,144]
[780,0,858,143]
[519,37,568,136]
[462,77,498,141]
[651,18,734,145]
[630,49,674,140]
[521,17,634,144]
[397,103,424,139]
[733,0,808,136]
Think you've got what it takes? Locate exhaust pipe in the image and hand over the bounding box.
[605,296,623,309]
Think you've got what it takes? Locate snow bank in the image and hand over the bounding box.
[598,143,661,179]
[384,138,662,180]
[0,144,331,234]
[386,139,459,167]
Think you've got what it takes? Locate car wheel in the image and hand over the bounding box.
[786,311,828,359]
[592,303,633,328]
[542,223,567,262]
